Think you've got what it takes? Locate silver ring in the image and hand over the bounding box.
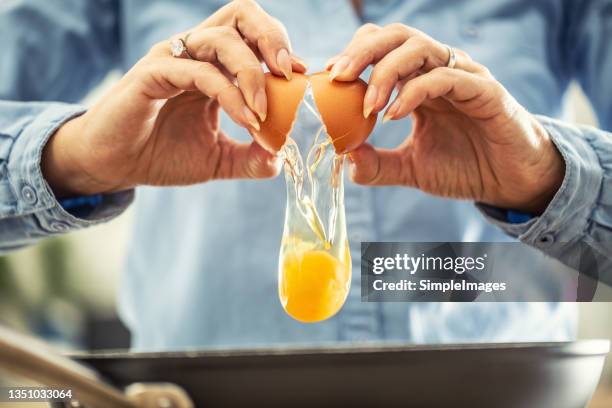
[170,33,195,59]
[445,44,457,69]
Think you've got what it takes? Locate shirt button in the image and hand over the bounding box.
[538,233,556,248]
[21,184,37,205]
[50,221,70,232]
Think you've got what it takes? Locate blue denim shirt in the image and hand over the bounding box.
[1,0,611,351]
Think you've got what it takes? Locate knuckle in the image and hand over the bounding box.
[213,25,240,39]
[357,23,381,35]
[355,46,376,67]
[408,35,434,53]
[435,66,456,77]
[135,59,157,76]
[455,48,471,60]
[411,38,429,56]
[385,22,407,33]
[234,0,257,9]
[371,63,396,83]
[219,1,241,20]
[150,41,167,54]
[237,64,264,81]
[385,23,410,38]
[410,80,428,96]
[490,80,507,97]
[230,0,248,12]
[425,67,454,85]
[242,63,263,74]
[216,84,238,103]
[478,64,494,78]
[258,27,286,45]
[270,17,288,33]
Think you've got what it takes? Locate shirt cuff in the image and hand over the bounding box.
[477,115,604,250]
[5,103,133,233]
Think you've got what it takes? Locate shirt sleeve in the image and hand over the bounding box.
[0,1,132,252]
[0,101,134,253]
[478,116,612,284]
[480,0,612,283]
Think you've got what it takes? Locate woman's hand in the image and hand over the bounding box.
[328,24,564,214]
[43,0,306,197]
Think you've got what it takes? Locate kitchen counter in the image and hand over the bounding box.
[588,386,612,408]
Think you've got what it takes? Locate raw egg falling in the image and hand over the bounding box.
[254,72,377,323]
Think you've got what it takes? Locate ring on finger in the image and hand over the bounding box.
[444,44,457,69]
[170,33,195,59]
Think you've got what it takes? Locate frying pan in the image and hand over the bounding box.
[73,340,610,408]
[0,324,608,407]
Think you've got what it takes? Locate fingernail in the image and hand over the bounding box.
[291,55,308,71]
[363,85,378,118]
[276,49,292,80]
[329,56,351,82]
[269,155,283,172]
[243,106,260,131]
[383,100,401,123]
[254,88,267,122]
[348,162,357,180]
[325,55,341,71]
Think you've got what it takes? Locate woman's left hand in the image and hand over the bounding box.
[327,23,564,214]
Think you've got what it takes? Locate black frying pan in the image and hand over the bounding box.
[73,341,609,408]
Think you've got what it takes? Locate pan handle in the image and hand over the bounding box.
[0,325,136,408]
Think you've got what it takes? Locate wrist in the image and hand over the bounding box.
[42,115,120,198]
[512,118,565,214]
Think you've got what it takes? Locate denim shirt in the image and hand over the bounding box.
[1,0,611,351]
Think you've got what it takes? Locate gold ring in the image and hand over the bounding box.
[445,45,457,69]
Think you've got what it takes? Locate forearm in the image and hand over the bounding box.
[0,101,133,252]
[480,115,612,283]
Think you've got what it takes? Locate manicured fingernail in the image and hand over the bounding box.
[383,100,401,123]
[244,106,260,131]
[276,49,292,80]
[363,85,378,118]
[254,88,267,122]
[329,56,351,82]
[348,162,358,180]
[291,55,308,71]
[269,155,283,171]
[325,55,341,71]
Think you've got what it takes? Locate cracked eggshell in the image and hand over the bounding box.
[309,72,377,154]
[254,72,377,154]
[254,73,308,153]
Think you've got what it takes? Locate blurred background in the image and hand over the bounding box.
[0,75,611,390]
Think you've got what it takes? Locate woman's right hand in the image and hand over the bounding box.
[42,0,306,197]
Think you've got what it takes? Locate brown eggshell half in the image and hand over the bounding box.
[253,73,308,153]
[309,72,377,154]
[254,71,377,154]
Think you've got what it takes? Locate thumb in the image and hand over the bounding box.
[349,143,414,186]
[214,136,282,180]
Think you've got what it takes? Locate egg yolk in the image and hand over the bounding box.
[279,238,351,323]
